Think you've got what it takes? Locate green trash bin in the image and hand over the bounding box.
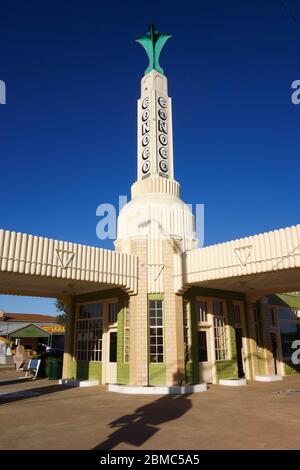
[47,358,63,380]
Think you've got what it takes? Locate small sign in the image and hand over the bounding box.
[41,325,65,334]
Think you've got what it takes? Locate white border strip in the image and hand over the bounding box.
[255,375,283,382]
[219,378,247,386]
[59,379,100,387]
[108,383,207,395]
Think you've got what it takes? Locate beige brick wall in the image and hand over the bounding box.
[163,239,185,386]
[126,237,186,386]
[129,240,149,386]
[244,301,259,379]
[62,296,75,379]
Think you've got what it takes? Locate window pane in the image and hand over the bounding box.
[183,302,191,363]
[198,331,208,362]
[233,304,241,324]
[278,308,297,321]
[109,332,117,363]
[124,306,130,363]
[109,303,118,324]
[149,300,164,364]
[213,300,223,317]
[213,309,229,361]
[74,303,103,362]
[197,301,207,322]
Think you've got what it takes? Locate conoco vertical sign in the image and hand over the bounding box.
[141,96,151,177]
[140,94,170,180]
[157,95,169,178]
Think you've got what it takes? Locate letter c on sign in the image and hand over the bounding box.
[142,147,150,160]
[142,161,151,174]
[142,97,150,109]
[158,96,167,108]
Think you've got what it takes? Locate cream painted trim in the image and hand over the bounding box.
[103,326,117,384]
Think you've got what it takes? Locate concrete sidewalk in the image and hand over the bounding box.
[1,370,300,450]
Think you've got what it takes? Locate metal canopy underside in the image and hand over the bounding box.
[0,271,122,298]
[185,267,300,300]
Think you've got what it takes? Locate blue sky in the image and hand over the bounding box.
[0,0,299,315]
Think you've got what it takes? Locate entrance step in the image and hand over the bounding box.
[59,379,100,387]
[108,383,207,395]
[219,378,247,386]
[255,375,283,382]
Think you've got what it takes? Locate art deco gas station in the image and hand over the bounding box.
[0,25,299,393]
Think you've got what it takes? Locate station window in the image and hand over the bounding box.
[197,300,208,323]
[109,303,118,324]
[198,331,208,362]
[278,307,300,359]
[124,306,130,363]
[149,300,164,363]
[183,301,191,362]
[233,304,241,324]
[213,300,229,361]
[74,303,103,361]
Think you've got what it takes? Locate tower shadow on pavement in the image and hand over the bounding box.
[93,392,192,450]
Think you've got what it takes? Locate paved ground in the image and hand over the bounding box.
[1,369,300,450]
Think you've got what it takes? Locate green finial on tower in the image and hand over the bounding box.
[136,24,172,76]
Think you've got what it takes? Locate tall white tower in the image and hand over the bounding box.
[116,25,197,254]
[115,24,198,387]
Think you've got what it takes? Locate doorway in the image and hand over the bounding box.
[198,328,213,383]
[105,328,117,384]
[235,327,245,378]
